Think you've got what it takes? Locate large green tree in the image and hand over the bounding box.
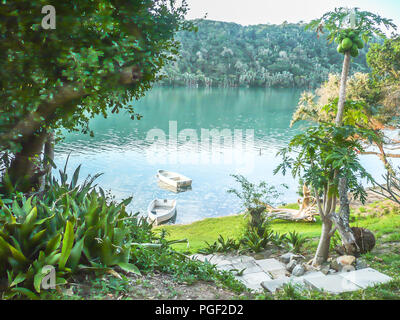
[0,0,192,192]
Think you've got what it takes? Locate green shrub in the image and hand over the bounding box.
[0,163,141,298]
[199,235,241,254]
[285,231,308,253]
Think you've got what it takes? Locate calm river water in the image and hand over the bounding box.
[54,87,391,224]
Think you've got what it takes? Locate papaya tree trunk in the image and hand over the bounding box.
[8,131,47,192]
[313,185,336,266]
[335,52,351,124]
[314,216,333,265]
[333,51,359,255]
[331,178,358,255]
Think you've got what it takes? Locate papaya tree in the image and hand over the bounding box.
[0,0,192,193]
[275,119,380,265]
[290,7,397,263]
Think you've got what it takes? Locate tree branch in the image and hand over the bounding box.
[1,65,141,146]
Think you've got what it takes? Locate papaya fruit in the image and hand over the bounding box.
[348,31,356,39]
[350,44,359,57]
[354,38,364,49]
[341,38,353,51]
[337,44,345,54]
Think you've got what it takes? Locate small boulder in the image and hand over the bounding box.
[286,260,297,272]
[328,269,337,275]
[341,265,356,273]
[254,253,265,260]
[337,255,356,266]
[304,263,317,272]
[352,227,376,254]
[280,252,295,264]
[291,264,306,277]
[355,259,368,270]
[330,259,340,271]
[320,265,330,275]
[289,254,305,263]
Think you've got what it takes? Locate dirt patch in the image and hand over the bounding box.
[349,188,389,208]
[62,271,247,300]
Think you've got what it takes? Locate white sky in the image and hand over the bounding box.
[185,0,400,28]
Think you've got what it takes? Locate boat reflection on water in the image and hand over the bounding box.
[157,180,192,194]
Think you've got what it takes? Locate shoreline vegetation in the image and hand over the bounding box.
[157,19,373,89]
[155,190,400,254]
[51,195,400,300]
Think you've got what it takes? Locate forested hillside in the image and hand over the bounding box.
[159,19,372,88]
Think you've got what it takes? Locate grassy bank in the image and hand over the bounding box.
[154,200,400,300]
[155,201,400,254]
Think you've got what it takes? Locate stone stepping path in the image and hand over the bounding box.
[191,254,393,294]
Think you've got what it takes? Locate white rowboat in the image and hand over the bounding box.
[147,199,177,224]
[157,170,192,188]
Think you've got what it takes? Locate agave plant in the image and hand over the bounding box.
[0,196,73,298]
[0,161,142,298]
[199,235,240,254]
[240,225,275,253]
[285,231,309,253]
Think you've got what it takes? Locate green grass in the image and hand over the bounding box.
[154,214,247,253]
[156,201,400,254]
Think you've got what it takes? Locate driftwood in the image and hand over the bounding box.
[265,185,319,222]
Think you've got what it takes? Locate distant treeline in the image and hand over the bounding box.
[158,19,373,89]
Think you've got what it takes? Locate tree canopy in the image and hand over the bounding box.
[0,0,191,154]
[0,0,192,191]
[159,19,373,89]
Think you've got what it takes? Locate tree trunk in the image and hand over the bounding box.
[8,132,47,192]
[331,178,358,255]
[313,216,333,265]
[39,131,55,191]
[335,52,351,125]
[333,51,359,255]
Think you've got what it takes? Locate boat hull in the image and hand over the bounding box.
[157,170,192,188]
[147,199,177,224]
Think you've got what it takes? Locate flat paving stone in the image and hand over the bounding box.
[215,260,232,266]
[304,274,362,294]
[243,280,264,292]
[230,255,256,264]
[288,271,326,287]
[242,272,272,285]
[261,272,325,293]
[206,255,225,264]
[339,268,392,289]
[217,264,235,272]
[269,269,288,279]
[190,254,207,262]
[230,261,263,275]
[255,258,286,273]
[261,278,290,293]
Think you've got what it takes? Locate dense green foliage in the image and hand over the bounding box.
[0,0,192,191]
[275,122,378,202]
[159,19,373,88]
[368,36,400,84]
[0,163,246,299]
[0,164,143,298]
